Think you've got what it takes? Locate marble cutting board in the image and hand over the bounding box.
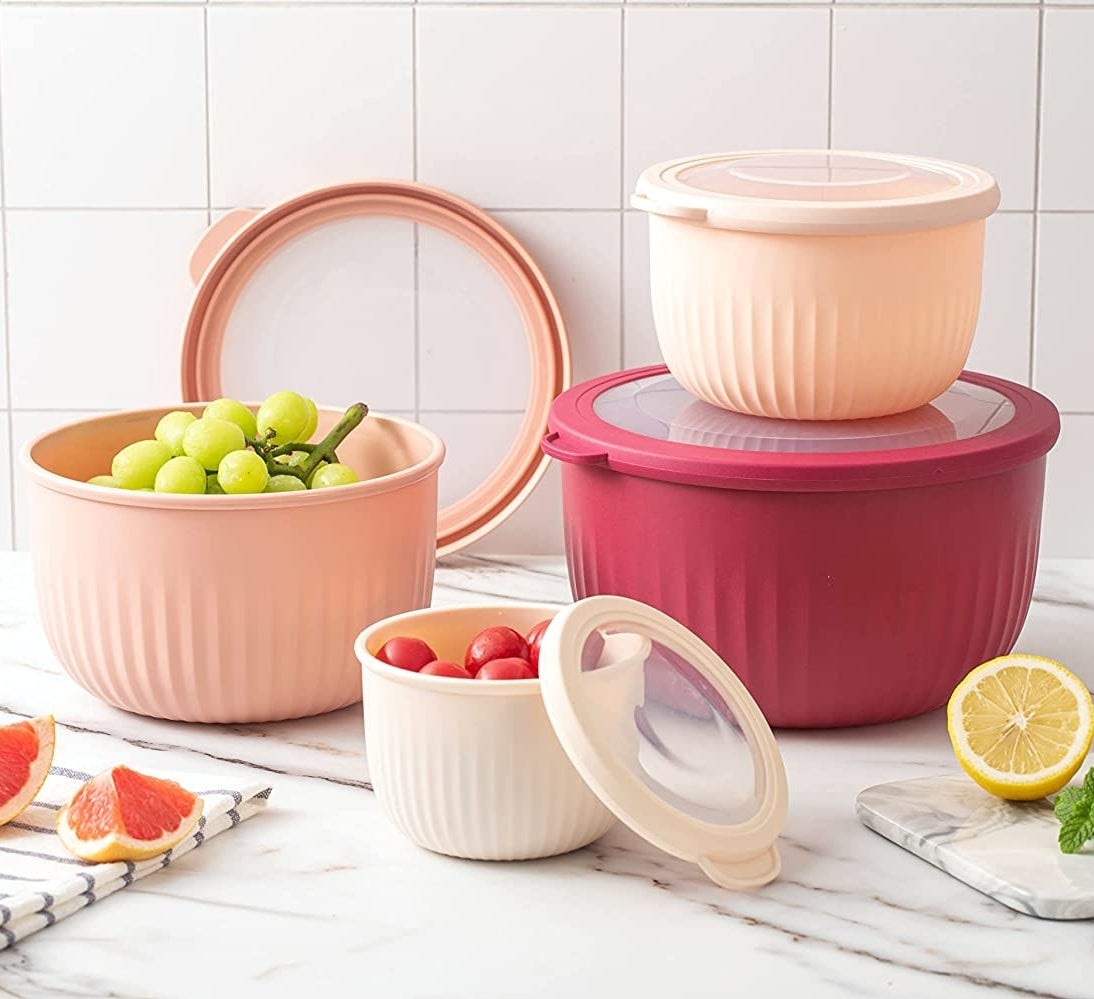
[857,774,1094,920]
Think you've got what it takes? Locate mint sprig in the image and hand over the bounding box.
[1054,767,1094,854]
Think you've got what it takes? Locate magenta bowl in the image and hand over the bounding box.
[542,367,1060,728]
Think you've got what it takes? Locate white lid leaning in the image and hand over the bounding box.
[632,150,1000,235]
[539,595,788,891]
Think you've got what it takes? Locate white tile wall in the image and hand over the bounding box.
[207,7,414,207]
[0,0,1089,555]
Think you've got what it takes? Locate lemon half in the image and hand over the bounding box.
[947,654,1093,801]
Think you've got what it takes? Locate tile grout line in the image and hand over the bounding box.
[202,0,213,229]
[617,4,625,370]
[826,1,835,146]
[0,33,16,550]
[1027,2,1045,387]
[0,2,1084,8]
[0,205,1081,215]
[412,0,421,423]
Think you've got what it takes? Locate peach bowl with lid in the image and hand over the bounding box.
[632,150,1001,421]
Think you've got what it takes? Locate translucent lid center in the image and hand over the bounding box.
[583,623,764,825]
[592,374,1015,454]
[216,214,530,513]
[677,152,961,203]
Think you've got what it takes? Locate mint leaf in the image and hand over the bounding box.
[1054,768,1094,854]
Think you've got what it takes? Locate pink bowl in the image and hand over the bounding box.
[23,406,444,723]
[543,367,1060,729]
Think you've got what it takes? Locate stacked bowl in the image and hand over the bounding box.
[544,150,1061,728]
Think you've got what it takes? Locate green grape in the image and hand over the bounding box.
[203,398,258,440]
[154,456,207,495]
[155,411,197,456]
[87,474,119,488]
[310,463,359,489]
[265,474,307,493]
[300,397,319,442]
[112,439,173,490]
[182,417,246,471]
[218,450,269,494]
[205,474,225,495]
[256,390,309,444]
[306,460,328,487]
[277,450,308,468]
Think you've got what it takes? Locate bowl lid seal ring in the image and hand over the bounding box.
[181,181,571,556]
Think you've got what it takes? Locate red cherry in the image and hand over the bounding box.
[420,660,473,679]
[525,619,552,676]
[476,657,535,681]
[376,636,437,672]
[464,626,530,677]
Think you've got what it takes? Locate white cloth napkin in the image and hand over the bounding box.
[0,764,272,949]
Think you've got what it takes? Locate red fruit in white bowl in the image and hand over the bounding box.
[377,636,437,672]
[476,657,535,681]
[420,660,473,679]
[464,626,529,677]
[525,619,553,676]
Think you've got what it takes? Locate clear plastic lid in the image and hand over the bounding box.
[679,151,958,203]
[632,150,1000,235]
[592,372,1015,455]
[586,624,765,825]
[181,183,571,555]
[540,596,787,891]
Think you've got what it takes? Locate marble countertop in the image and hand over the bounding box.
[0,552,1092,998]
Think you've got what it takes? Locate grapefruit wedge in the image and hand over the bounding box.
[0,715,56,826]
[58,765,203,862]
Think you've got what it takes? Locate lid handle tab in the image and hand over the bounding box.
[699,847,781,891]
[629,194,708,223]
[189,209,259,284]
[541,432,608,467]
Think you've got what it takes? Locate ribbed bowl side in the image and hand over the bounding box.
[648,217,985,421]
[559,460,1046,729]
[30,476,437,723]
[362,669,615,861]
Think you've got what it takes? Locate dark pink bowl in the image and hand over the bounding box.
[542,367,1060,729]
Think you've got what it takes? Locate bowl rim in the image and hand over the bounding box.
[355,602,560,698]
[22,405,446,510]
[543,366,1061,493]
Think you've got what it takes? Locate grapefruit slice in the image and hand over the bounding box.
[57,765,203,862]
[0,715,56,826]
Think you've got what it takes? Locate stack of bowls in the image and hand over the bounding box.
[543,150,1061,728]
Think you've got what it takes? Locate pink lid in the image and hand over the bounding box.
[632,150,999,235]
[542,367,1059,493]
[181,182,571,556]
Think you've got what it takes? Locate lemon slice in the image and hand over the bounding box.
[948,654,1094,800]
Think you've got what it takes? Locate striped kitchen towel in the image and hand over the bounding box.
[0,765,272,949]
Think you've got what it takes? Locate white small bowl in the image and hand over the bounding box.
[355,603,646,861]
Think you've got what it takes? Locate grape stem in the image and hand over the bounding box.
[247,403,367,482]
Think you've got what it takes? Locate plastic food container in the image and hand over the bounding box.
[542,366,1060,728]
[24,406,444,723]
[356,596,788,890]
[632,151,1000,420]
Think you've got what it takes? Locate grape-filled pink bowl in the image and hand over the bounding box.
[23,405,445,723]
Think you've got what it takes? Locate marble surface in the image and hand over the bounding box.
[857,775,1094,920]
[0,553,1093,997]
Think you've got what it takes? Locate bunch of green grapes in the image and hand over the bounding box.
[88,391,364,496]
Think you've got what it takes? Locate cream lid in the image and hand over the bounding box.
[632,150,999,235]
[540,595,788,891]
